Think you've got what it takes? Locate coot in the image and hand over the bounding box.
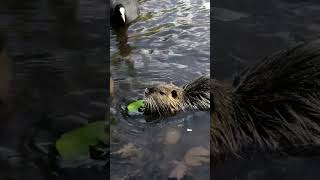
[111,0,139,27]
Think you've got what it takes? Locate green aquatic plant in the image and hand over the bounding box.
[137,12,153,22]
[127,99,144,113]
[56,121,108,160]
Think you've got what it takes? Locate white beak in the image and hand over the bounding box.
[119,7,126,23]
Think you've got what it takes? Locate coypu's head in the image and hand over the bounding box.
[144,83,185,116]
[144,76,210,116]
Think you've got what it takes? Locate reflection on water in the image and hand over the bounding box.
[112,25,132,57]
[110,0,210,179]
[0,0,107,179]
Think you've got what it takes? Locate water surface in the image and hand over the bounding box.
[110,0,210,179]
[0,0,107,179]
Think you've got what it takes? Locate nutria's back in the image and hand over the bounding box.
[211,40,320,161]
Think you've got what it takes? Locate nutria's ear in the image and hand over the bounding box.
[171,90,177,98]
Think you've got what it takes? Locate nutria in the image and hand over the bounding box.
[144,76,210,116]
[144,40,320,160]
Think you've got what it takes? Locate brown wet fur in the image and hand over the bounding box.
[211,39,320,162]
[144,83,185,116]
[144,76,210,116]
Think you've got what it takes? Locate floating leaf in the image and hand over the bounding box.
[169,160,188,180]
[114,143,143,159]
[184,146,210,167]
[127,99,144,113]
[56,121,107,160]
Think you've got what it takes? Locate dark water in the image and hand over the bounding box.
[213,0,320,179]
[110,0,210,179]
[0,0,107,179]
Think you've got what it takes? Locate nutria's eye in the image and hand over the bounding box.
[171,90,177,98]
[160,91,165,95]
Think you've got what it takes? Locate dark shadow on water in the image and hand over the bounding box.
[112,25,132,57]
[0,0,108,179]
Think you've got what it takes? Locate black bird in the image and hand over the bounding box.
[110,0,139,27]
